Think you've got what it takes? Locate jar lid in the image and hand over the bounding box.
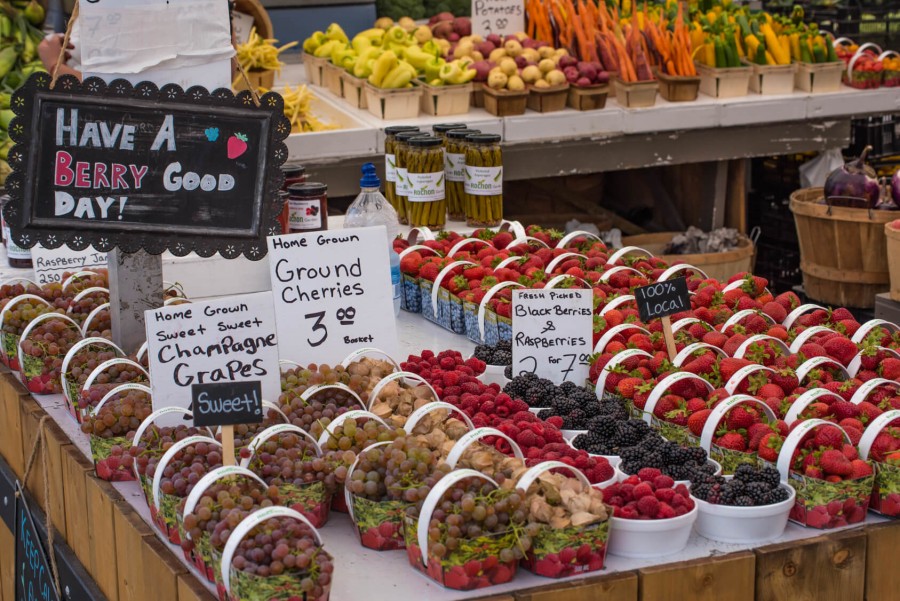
[288,182,327,196]
[281,164,306,177]
[408,136,443,148]
[385,125,420,136]
[466,133,502,144]
[447,128,481,140]
[432,123,467,134]
[396,131,429,142]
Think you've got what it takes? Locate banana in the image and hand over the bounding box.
[368,50,398,87]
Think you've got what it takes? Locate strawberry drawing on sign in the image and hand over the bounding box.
[227,133,249,159]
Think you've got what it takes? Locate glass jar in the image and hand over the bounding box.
[279,165,307,234]
[444,128,480,221]
[432,123,467,140]
[287,182,328,233]
[384,126,419,223]
[464,133,503,228]
[394,131,429,225]
[406,136,446,229]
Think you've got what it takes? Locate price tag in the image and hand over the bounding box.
[31,245,107,287]
[144,291,281,425]
[472,0,525,38]
[231,11,256,45]
[15,484,61,601]
[511,289,592,385]
[191,381,263,428]
[267,226,399,365]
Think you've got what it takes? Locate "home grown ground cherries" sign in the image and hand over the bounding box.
[3,73,291,259]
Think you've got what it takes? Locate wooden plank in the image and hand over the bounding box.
[85,476,120,601]
[711,160,729,230]
[141,534,187,601]
[755,529,866,601]
[515,571,638,601]
[114,501,153,601]
[177,573,218,601]
[639,551,754,601]
[725,158,748,234]
[0,521,14,601]
[865,522,900,601]
[41,420,70,539]
[0,373,27,479]
[60,444,94,578]
[18,401,47,510]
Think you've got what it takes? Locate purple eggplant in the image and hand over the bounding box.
[823,145,881,209]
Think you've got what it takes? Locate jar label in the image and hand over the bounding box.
[385,153,397,183]
[406,171,445,202]
[2,223,31,260]
[396,168,409,195]
[288,199,322,231]
[465,166,503,196]
[446,152,466,182]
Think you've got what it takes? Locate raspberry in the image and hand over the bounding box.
[671,494,687,508]
[619,483,635,501]
[637,495,660,518]
[461,382,483,395]
[632,482,654,499]
[657,503,676,519]
[655,488,675,503]
[637,468,662,482]
[421,350,434,359]
[653,475,675,489]
[516,430,538,448]
[442,371,460,387]
[440,356,456,370]
[674,484,690,498]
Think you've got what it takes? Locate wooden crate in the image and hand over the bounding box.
[233,69,274,93]
[18,405,69,537]
[60,444,94,577]
[364,82,420,120]
[887,222,900,302]
[697,63,751,98]
[747,62,796,95]
[482,84,529,116]
[795,61,843,93]
[142,534,188,601]
[178,573,218,601]
[0,371,27,478]
[419,81,472,116]
[303,53,325,87]
[515,572,638,601]
[614,77,658,108]
[0,522,14,601]
[622,232,756,282]
[754,530,866,601]
[322,62,344,97]
[341,72,368,109]
[790,187,893,308]
[656,72,701,102]
[567,85,609,111]
[526,84,569,113]
[639,552,754,601]
[865,522,900,600]
[114,501,154,601]
[86,476,121,600]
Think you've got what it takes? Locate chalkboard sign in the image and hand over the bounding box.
[634,276,691,323]
[191,381,263,428]
[3,73,291,260]
[15,484,61,601]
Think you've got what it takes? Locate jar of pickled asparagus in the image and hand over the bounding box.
[394,131,428,225]
[444,128,480,221]
[432,123,466,139]
[406,136,446,229]
[464,134,503,227]
[384,126,419,223]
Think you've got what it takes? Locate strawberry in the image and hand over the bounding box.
[881,358,900,382]
[769,368,800,396]
[820,449,852,477]
[798,343,828,359]
[761,301,788,324]
[758,432,782,462]
[688,409,712,436]
[726,406,757,431]
[850,459,873,479]
[831,307,855,322]
[719,358,753,382]
[823,337,858,366]
[757,383,786,400]
[682,353,716,376]
[813,427,843,449]
[716,432,747,452]
[492,232,514,249]
[775,291,801,312]
[616,377,643,400]
[830,400,861,421]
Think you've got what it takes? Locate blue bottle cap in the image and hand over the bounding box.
[360,162,381,188]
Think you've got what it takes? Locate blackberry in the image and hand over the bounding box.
[559,381,578,394]
[755,467,781,489]
[474,341,512,366]
[692,483,713,501]
[744,482,771,506]
[734,464,757,483]
[767,487,791,504]
[504,365,512,380]
[503,373,536,400]
[588,416,618,440]
[553,397,579,415]
[734,495,755,507]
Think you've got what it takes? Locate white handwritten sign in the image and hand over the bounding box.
[472,0,526,38]
[512,289,592,385]
[144,291,280,425]
[32,245,107,287]
[267,226,399,365]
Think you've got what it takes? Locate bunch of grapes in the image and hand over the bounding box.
[280,385,363,438]
[217,408,290,461]
[346,437,449,503]
[62,269,108,295]
[0,282,43,306]
[63,341,123,399]
[81,388,153,480]
[2,300,60,338]
[82,306,111,339]
[66,289,110,326]
[180,476,280,581]
[146,438,224,499]
[19,318,84,394]
[280,358,394,405]
[130,423,212,480]
[218,515,334,600]
[77,361,149,420]
[38,282,71,311]
[320,417,401,455]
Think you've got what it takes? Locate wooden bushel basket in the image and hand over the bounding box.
[887,222,900,302]
[790,187,893,308]
[621,232,755,282]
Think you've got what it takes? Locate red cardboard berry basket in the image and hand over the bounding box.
[87,383,152,482]
[0,293,53,370]
[516,461,611,578]
[17,312,83,395]
[859,407,900,517]
[61,337,126,420]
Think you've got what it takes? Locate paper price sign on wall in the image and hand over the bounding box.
[32,244,107,286]
[144,291,281,425]
[512,289,592,385]
[472,0,525,37]
[267,226,399,365]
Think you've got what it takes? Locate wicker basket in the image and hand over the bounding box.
[887,222,900,302]
[621,232,755,282]
[233,0,273,39]
[790,187,893,308]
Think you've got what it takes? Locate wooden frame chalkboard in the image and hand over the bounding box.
[3,72,291,260]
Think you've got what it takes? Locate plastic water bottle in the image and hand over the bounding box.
[344,163,401,316]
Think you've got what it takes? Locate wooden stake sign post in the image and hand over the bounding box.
[634,277,691,361]
[192,381,264,466]
[2,72,290,354]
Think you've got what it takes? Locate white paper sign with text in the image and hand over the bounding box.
[144,291,281,425]
[267,226,399,365]
[32,245,107,287]
[472,0,526,38]
[512,289,592,385]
